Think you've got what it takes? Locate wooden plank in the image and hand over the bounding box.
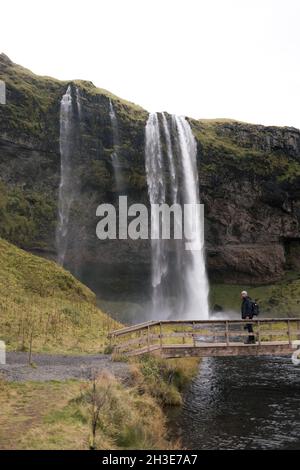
[158,318,299,324]
[109,318,300,337]
[160,342,294,359]
[127,344,160,356]
[109,320,158,337]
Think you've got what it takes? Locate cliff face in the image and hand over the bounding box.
[190,119,300,284]
[1,53,300,302]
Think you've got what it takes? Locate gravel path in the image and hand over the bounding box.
[0,352,130,382]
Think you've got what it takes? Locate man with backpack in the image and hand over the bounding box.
[241,290,258,344]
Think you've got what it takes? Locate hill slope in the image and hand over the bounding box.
[0,238,118,354]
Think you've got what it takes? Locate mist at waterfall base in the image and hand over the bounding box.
[145,113,209,320]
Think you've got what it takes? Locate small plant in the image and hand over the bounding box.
[86,372,113,450]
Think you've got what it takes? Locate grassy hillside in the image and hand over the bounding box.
[0,238,119,354]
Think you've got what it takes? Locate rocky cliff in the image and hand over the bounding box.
[1,53,300,304]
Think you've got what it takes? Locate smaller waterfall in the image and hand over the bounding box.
[109,99,122,193]
[56,85,75,266]
[75,87,82,119]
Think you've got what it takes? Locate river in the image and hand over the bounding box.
[172,356,300,450]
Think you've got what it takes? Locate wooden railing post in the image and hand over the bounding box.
[147,325,150,352]
[287,320,292,346]
[225,321,229,346]
[159,322,162,351]
[257,320,261,346]
[193,322,196,347]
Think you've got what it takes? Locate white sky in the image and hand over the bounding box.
[1,0,300,128]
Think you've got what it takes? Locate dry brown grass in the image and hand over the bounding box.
[0,370,179,450]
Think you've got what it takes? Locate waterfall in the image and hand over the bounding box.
[145,112,209,319]
[109,99,122,193]
[56,85,75,266]
[174,115,209,319]
[162,113,178,203]
[145,113,169,315]
[76,87,82,120]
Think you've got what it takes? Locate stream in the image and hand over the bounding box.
[171,356,300,449]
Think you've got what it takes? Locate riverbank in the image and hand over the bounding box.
[0,353,199,449]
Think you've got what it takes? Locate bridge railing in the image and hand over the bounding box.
[109,318,300,356]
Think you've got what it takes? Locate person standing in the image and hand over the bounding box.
[241,290,255,344]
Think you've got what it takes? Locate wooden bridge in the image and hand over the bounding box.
[109,318,300,358]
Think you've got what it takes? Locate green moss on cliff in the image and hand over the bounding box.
[0,53,147,144]
[190,118,300,183]
[0,181,56,249]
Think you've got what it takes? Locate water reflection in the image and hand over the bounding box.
[176,356,300,449]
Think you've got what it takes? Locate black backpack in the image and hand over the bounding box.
[251,300,260,316]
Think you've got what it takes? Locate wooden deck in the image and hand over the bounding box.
[109,318,300,358]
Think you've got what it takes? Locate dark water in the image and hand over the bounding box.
[174,356,300,450]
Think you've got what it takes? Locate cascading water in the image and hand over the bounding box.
[174,115,209,319]
[145,112,209,319]
[145,113,169,315]
[76,87,82,120]
[109,99,122,193]
[56,85,75,266]
[161,113,185,314]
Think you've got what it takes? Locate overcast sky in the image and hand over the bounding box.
[1,0,300,128]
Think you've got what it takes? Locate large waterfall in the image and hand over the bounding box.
[56,85,75,266]
[174,115,209,319]
[109,99,122,193]
[145,113,168,315]
[145,113,209,319]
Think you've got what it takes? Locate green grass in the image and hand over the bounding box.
[131,355,200,407]
[0,238,119,354]
[210,272,300,317]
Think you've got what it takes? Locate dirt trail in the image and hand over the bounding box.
[0,352,129,382]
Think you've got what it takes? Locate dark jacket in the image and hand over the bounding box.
[241,296,253,319]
